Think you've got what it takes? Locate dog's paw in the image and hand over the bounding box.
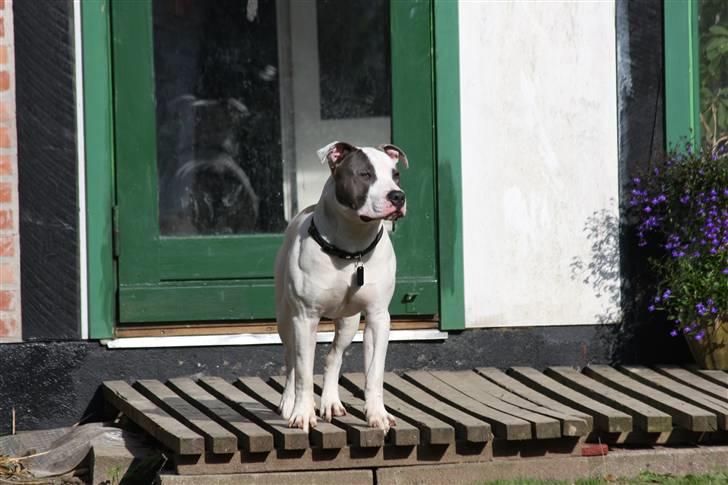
[366,408,396,433]
[288,402,317,432]
[278,390,295,420]
[320,394,347,422]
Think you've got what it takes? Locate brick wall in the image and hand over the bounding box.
[0,0,20,342]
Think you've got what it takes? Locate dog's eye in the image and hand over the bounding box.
[359,171,372,179]
[392,170,400,182]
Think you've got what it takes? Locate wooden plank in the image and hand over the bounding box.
[342,373,456,445]
[174,440,492,475]
[134,379,238,454]
[545,367,671,433]
[236,377,347,449]
[619,366,728,430]
[475,367,593,434]
[656,365,728,402]
[429,371,561,439]
[468,372,587,437]
[693,369,728,389]
[115,319,437,338]
[197,377,309,450]
[383,372,492,442]
[166,378,274,452]
[103,380,204,455]
[310,375,419,447]
[582,366,716,432]
[507,367,632,433]
[267,376,384,448]
[404,370,532,440]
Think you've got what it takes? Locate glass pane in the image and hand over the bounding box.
[153,0,391,236]
[699,0,728,149]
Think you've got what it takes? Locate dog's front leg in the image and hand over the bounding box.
[321,313,360,421]
[288,315,319,431]
[363,309,396,432]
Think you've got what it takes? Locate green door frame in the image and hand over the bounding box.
[82,0,465,338]
[664,0,701,148]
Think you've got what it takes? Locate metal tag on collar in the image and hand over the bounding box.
[355,256,364,286]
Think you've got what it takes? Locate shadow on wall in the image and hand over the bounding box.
[570,206,692,365]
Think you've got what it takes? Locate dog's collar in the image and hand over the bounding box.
[308,218,384,261]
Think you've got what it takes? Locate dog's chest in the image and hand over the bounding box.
[294,241,395,318]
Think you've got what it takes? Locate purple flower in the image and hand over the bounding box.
[695,331,706,341]
[644,206,652,213]
[696,302,708,316]
[669,330,678,337]
[648,304,656,312]
[680,194,690,204]
[662,289,672,299]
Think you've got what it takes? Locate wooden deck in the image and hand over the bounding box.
[102,366,728,475]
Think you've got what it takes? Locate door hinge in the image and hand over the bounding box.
[112,205,120,258]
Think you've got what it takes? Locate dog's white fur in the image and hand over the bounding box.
[275,143,406,432]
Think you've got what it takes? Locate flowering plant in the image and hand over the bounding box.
[628,144,727,342]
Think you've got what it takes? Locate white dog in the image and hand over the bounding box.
[275,141,408,432]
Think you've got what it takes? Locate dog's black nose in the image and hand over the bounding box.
[387,190,406,208]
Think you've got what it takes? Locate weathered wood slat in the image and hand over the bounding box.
[198,377,309,450]
[309,375,419,447]
[166,378,274,452]
[545,367,671,433]
[656,366,728,402]
[693,369,728,389]
[383,372,492,442]
[236,377,347,449]
[342,373,455,445]
[173,440,492,475]
[507,367,632,433]
[464,371,589,437]
[582,366,716,432]
[619,366,728,430]
[430,371,561,439]
[103,380,204,455]
[475,367,593,434]
[405,370,532,440]
[267,375,383,448]
[134,379,238,454]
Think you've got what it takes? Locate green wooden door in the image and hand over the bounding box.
[112,0,438,323]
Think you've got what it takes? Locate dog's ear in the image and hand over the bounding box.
[377,144,409,168]
[317,141,356,172]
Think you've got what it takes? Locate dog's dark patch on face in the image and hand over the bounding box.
[334,149,377,210]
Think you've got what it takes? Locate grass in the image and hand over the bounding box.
[479,471,728,485]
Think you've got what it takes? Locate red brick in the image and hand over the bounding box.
[0,316,17,337]
[0,100,13,121]
[0,1,6,11]
[0,290,15,311]
[0,46,8,65]
[0,156,10,175]
[0,126,12,148]
[0,263,14,285]
[0,71,9,91]
[0,182,10,203]
[0,236,13,256]
[0,209,12,229]
[0,19,5,39]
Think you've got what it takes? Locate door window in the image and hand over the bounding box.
[152,0,392,236]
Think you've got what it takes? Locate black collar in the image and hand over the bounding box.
[308,218,384,260]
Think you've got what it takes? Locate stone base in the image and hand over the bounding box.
[159,446,728,485]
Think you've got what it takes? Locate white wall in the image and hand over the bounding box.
[459,1,621,328]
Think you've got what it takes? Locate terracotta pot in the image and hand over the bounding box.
[685,319,728,370]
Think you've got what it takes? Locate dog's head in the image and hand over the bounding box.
[318,141,408,223]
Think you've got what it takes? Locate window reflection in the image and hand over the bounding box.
[153,0,391,236]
